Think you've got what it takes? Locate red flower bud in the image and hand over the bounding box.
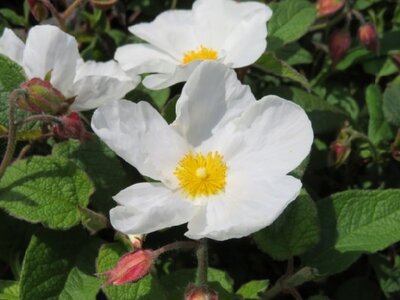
[316,0,345,17]
[19,78,71,115]
[185,286,218,300]
[329,30,351,65]
[53,112,91,141]
[330,141,351,166]
[358,23,380,53]
[27,0,49,22]
[100,250,154,285]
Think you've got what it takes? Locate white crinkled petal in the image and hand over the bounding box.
[22,25,80,95]
[70,60,139,111]
[91,100,190,187]
[110,183,195,235]
[129,10,197,60]
[0,28,25,66]
[185,175,301,240]
[172,61,255,146]
[115,43,176,76]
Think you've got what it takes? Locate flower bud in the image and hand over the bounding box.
[329,30,351,65]
[128,234,145,249]
[28,0,49,22]
[185,286,218,300]
[53,112,91,141]
[330,141,351,166]
[358,23,379,53]
[316,0,345,18]
[19,78,71,115]
[100,249,154,285]
[90,0,118,10]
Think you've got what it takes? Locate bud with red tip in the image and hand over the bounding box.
[358,23,379,53]
[18,78,71,115]
[27,0,49,22]
[100,249,155,285]
[185,285,218,300]
[316,0,345,18]
[53,112,91,141]
[329,30,352,65]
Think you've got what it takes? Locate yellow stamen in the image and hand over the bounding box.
[182,46,218,65]
[174,151,227,198]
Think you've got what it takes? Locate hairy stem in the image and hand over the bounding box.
[154,241,199,256]
[196,239,208,286]
[62,0,85,21]
[15,114,62,127]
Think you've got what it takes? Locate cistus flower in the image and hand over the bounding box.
[92,62,313,241]
[316,0,345,17]
[329,30,351,65]
[358,23,379,53]
[100,249,154,285]
[185,286,218,300]
[0,25,138,114]
[115,0,272,90]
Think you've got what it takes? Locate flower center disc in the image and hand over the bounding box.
[174,151,227,198]
[182,46,218,65]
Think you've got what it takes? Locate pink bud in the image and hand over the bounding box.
[53,112,91,141]
[358,23,379,53]
[128,234,145,249]
[329,30,351,65]
[100,250,154,285]
[27,0,49,22]
[185,286,218,300]
[19,78,71,115]
[316,0,345,17]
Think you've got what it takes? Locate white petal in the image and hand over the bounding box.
[110,182,194,235]
[186,175,301,240]
[172,61,255,146]
[129,10,197,60]
[115,43,176,76]
[91,100,190,186]
[0,28,25,65]
[22,25,80,94]
[70,60,139,111]
[193,0,271,56]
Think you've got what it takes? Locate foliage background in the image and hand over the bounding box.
[1,0,400,299]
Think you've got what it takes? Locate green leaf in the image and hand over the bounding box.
[275,43,313,66]
[19,229,101,300]
[96,243,165,300]
[370,254,400,299]
[267,0,316,51]
[0,281,19,300]
[160,268,234,300]
[0,156,94,230]
[383,85,400,127]
[366,84,393,145]
[52,138,129,213]
[303,190,400,275]
[335,277,380,300]
[354,0,382,10]
[0,9,26,26]
[253,193,319,260]
[126,83,170,111]
[236,280,269,299]
[363,57,398,78]
[255,52,310,90]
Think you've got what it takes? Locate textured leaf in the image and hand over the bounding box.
[255,52,310,90]
[303,190,400,275]
[236,280,269,299]
[52,139,129,213]
[275,43,313,65]
[370,254,400,299]
[253,193,319,260]
[160,268,234,300]
[0,281,19,300]
[19,229,101,300]
[365,84,393,145]
[0,156,94,229]
[383,85,400,127]
[96,243,165,300]
[267,0,316,50]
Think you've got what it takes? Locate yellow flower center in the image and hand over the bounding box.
[174,151,227,198]
[182,46,218,65]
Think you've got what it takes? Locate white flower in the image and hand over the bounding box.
[91,62,313,241]
[0,25,139,112]
[115,0,272,90]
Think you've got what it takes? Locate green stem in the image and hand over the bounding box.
[196,239,208,286]
[171,0,178,9]
[262,267,318,300]
[0,91,21,178]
